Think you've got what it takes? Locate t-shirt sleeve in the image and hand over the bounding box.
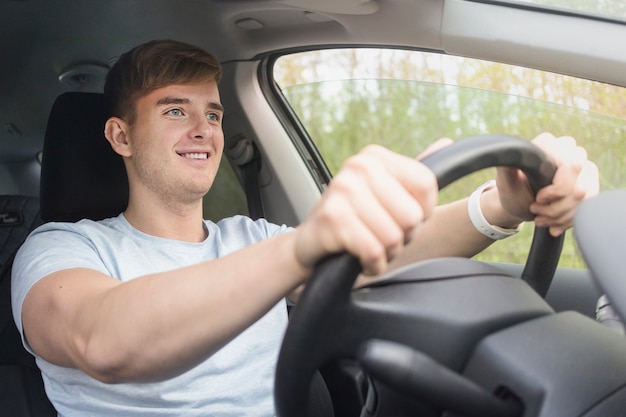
[213,215,293,246]
[11,222,109,347]
[253,217,293,239]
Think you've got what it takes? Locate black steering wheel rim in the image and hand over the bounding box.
[275,134,564,417]
[419,134,563,297]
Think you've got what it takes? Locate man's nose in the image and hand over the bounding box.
[190,114,213,140]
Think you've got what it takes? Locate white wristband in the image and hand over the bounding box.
[468,180,522,240]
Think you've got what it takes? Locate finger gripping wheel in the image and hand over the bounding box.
[275,134,563,417]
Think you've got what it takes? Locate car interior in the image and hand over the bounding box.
[2,0,626,416]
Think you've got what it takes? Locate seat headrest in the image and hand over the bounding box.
[40,92,128,223]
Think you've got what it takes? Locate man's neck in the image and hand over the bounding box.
[123,198,207,243]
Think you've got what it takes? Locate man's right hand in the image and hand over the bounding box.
[294,144,438,277]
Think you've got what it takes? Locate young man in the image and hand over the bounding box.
[12,40,598,416]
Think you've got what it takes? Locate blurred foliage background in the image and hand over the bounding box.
[274,49,626,268]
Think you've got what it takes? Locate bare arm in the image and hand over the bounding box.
[21,134,597,384]
[366,187,510,278]
[380,133,599,274]
[23,231,308,383]
[23,145,438,384]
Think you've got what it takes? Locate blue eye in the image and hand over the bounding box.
[167,108,182,116]
[207,113,220,122]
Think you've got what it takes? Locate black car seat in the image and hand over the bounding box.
[0,195,56,416]
[40,92,128,223]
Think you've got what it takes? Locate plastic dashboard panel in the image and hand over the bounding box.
[461,311,626,417]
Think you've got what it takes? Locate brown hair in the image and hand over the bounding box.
[104,39,223,123]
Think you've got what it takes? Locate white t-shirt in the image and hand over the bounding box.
[12,214,291,417]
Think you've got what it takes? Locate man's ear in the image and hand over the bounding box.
[104,117,132,157]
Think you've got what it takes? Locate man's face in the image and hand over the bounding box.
[125,81,225,206]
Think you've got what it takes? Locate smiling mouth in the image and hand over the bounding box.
[179,152,209,160]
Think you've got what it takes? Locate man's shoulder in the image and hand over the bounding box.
[212,215,292,239]
[23,215,125,248]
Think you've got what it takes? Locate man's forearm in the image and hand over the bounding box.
[24,231,308,383]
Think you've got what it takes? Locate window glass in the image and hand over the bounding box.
[273,48,626,268]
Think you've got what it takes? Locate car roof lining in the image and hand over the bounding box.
[1,0,625,164]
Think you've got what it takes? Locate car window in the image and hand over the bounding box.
[273,48,626,268]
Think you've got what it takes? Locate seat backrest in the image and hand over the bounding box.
[40,92,128,222]
[0,196,43,349]
[0,195,56,416]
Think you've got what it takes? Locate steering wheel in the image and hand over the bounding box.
[275,134,563,417]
